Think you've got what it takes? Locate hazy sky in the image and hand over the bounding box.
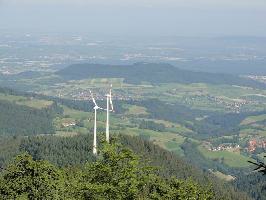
[1,0,266,37]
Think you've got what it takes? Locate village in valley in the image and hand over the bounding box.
[203,139,266,153]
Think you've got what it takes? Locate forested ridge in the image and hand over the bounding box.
[0,100,62,136]
[0,134,251,200]
[0,140,216,200]
[56,63,265,89]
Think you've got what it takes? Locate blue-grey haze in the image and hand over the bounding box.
[0,0,266,37]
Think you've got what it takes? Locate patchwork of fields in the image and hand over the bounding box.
[0,70,265,179]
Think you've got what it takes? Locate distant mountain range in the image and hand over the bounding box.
[173,59,266,75]
[56,62,265,89]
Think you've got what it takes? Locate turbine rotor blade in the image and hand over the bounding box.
[89,90,98,107]
[110,97,114,112]
[109,86,114,112]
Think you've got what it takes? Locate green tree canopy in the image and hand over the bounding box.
[0,153,64,200]
[0,141,214,200]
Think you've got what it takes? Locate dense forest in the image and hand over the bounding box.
[234,172,266,200]
[0,134,252,200]
[0,100,62,136]
[56,63,265,89]
[0,140,216,200]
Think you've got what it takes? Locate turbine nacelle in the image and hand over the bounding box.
[94,105,104,110]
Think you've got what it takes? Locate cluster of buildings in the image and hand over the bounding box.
[183,94,249,113]
[202,141,240,152]
[62,121,76,128]
[207,95,248,112]
[203,138,266,154]
[209,143,240,152]
[247,139,266,152]
[0,56,57,75]
[247,75,266,84]
[69,90,134,101]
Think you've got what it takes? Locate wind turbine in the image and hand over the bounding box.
[90,90,104,155]
[106,85,114,143]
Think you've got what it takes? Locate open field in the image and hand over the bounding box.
[116,127,186,156]
[63,106,92,119]
[1,74,265,174]
[5,73,265,114]
[124,104,148,116]
[0,93,53,109]
[241,114,266,125]
[164,140,185,156]
[239,128,266,137]
[198,145,253,168]
[210,170,235,182]
[9,75,266,113]
[17,99,53,109]
[56,100,265,166]
[258,153,266,161]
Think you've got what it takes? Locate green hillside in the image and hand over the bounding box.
[0,86,264,199]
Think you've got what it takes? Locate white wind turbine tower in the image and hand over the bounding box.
[90,90,104,155]
[105,85,114,143]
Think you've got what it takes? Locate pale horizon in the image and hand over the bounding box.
[0,0,266,37]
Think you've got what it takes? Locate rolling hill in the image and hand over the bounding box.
[56,62,266,89]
